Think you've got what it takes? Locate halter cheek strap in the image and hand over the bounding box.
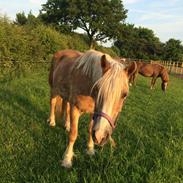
[93,112,115,129]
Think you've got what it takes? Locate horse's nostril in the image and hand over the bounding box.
[101,137,106,143]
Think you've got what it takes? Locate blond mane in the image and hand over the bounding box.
[94,63,127,106]
[74,50,115,81]
[74,49,127,107]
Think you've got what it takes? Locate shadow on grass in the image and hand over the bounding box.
[0,88,46,122]
[0,86,68,182]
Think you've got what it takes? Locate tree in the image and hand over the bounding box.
[114,24,163,60]
[40,0,127,48]
[14,11,42,28]
[163,39,183,61]
[14,12,27,25]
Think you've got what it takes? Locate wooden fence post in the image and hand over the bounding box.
[181,63,183,75]
[172,62,175,73]
[175,62,179,74]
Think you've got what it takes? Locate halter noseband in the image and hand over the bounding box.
[92,112,115,129]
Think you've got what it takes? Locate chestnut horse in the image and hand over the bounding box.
[49,49,136,168]
[130,61,169,91]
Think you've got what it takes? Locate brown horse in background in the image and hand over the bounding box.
[130,61,169,91]
[48,49,136,168]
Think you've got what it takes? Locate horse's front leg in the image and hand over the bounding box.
[47,96,57,127]
[62,105,80,168]
[150,77,155,89]
[153,77,157,88]
[87,114,95,155]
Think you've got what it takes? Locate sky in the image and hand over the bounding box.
[0,0,183,44]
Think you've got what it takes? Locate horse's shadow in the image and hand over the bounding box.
[0,87,70,180]
[0,88,46,122]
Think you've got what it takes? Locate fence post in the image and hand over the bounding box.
[172,62,175,73]
[168,61,171,72]
[181,63,183,75]
[175,62,178,74]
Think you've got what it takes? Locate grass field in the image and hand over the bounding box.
[0,70,183,183]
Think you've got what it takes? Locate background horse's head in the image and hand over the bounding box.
[92,56,136,146]
[161,68,169,91]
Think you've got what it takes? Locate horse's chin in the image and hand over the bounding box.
[94,137,109,146]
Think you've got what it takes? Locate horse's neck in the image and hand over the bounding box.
[160,69,168,82]
[71,68,101,96]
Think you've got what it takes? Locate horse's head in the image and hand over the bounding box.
[92,56,136,146]
[161,81,168,91]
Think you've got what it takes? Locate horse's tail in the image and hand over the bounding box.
[129,61,138,85]
[131,61,137,75]
[48,54,64,87]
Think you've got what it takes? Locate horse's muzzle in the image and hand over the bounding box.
[92,130,109,146]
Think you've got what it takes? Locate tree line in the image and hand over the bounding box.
[3,0,183,62]
[0,13,117,77]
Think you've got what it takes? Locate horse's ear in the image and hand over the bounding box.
[125,61,137,78]
[101,55,111,74]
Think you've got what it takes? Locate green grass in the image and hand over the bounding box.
[0,71,183,183]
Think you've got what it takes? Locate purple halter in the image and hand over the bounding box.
[92,111,116,129]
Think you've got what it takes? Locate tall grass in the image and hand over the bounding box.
[0,70,182,183]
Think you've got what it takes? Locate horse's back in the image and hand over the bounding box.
[53,49,82,61]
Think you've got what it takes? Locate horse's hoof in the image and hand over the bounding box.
[49,121,56,127]
[49,124,56,128]
[86,148,95,156]
[61,159,72,168]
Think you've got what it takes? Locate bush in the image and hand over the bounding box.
[0,16,119,79]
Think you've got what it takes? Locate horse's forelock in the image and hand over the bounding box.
[94,63,127,107]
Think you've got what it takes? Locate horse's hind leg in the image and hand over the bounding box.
[150,77,157,89]
[87,114,95,155]
[62,105,80,168]
[64,102,70,132]
[47,96,58,127]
